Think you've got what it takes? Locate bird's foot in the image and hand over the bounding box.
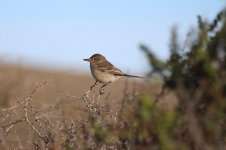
[99,83,109,95]
[99,88,105,95]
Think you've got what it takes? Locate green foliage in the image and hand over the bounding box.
[141,8,226,149]
[139,95,155,121]
[90,116,107,143]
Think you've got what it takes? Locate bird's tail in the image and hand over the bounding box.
[124,74,144,78]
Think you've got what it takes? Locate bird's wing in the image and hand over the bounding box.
[97,61,125,76]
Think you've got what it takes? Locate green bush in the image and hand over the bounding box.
[139,8,226,150]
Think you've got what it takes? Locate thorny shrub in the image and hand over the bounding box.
[0,8,226,150]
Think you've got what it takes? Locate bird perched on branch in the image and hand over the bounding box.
[84,54,143,94]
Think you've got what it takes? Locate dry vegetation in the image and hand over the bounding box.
[0,8,225,150]
[0,63,168,149]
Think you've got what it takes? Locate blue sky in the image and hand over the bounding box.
[0,0,225,75]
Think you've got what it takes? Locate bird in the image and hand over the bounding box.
[84,54,143,93]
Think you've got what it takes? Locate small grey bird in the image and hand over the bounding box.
[84,54,143,85]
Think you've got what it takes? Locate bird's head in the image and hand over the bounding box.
[84,54,106,63]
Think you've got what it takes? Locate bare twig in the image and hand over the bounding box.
[22,97,49,146]
[83,81,101,115]
[1,80,50,112]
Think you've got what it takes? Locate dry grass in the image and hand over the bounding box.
[2,61,216,150]
[0,63,175,149]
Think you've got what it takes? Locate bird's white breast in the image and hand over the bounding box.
[90,64,122,83]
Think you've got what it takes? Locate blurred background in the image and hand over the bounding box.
[0,0,224,75]
[0,1,226,149]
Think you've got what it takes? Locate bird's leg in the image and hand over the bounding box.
[99,82,110,95]
[90,81,98,91]
[85,81,98,98]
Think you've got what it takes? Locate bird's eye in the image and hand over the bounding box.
[93,58,95,61]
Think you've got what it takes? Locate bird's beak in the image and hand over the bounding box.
[83,58,91,62]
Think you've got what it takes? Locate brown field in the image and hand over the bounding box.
[0,63,177,149]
